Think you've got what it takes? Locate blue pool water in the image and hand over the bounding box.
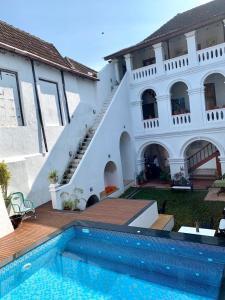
[0,226,225,300]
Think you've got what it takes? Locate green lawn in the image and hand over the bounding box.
[122,188,225,231]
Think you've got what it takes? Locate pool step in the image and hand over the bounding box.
[65,237,223,288]
[63,238,222,299]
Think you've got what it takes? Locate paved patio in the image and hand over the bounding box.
[0,198,150,267]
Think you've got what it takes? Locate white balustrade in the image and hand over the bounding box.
[164,54,189,73]
[206,108,225,122]
[198,42,225,65]
[143,118,159,130]
[132,64,157,82]
[172,113,191,126]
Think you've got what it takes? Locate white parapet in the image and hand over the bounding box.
[0,189,14,238]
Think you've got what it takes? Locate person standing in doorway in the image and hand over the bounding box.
[153,155,160,178]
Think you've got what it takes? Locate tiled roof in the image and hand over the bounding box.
[0,20,97,79]
[104,0,225,60]
[65,57,98,80]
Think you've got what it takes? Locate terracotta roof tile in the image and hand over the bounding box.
[65,57,98,79]
[0,20,69,68]
[0,20,97,80]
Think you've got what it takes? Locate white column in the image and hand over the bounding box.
[124,53,133,72]
[219,157,225,176]
[156,94,171,131]
[185,31,198,67]
[130,100,144,135]
[153,43,165,75]
[0,189,14,238]
[169,158,188,178]
[112,59,120,83]
[49,183,62,210]
[188,88,205,128]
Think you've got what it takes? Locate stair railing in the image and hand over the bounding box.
[187,143,218,171]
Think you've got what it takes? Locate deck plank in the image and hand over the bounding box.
[0,198,150,267]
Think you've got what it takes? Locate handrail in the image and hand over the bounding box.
[187,143,218,171]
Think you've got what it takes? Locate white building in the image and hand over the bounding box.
[2,0,225,209]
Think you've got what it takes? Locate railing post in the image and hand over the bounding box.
[153,43,165,75]
[185,31,198,67]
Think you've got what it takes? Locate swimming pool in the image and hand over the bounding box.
[0,224,225,300]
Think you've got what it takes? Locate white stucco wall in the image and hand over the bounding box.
[53,71,136,209]
[0,51,97,206]
[0,189,14,238]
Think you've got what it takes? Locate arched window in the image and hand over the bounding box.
[141,89,158,120]
[204,73,225,110]
[170,82,190,115]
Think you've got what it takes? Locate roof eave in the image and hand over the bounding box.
[0,41,98,81]
[104,13,225,60]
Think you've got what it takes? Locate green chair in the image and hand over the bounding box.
[10,192,36,219]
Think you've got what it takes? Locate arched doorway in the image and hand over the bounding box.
[204,73,225,110]
[104,161,119,195]
[184,140,221,180]
[120,132,134,185]
[141,89,158,120]
[142,144,170,181]
[170,82,190,115]
[86,195,99,208]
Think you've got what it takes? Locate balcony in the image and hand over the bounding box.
[206,108,225,123]
[172,113,191,126]
[198,42,225,65]
[130,42,225,84]
[132,64,157,82]
[143,118,159,131]
[164,54,189,74]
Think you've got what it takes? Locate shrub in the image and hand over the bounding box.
[0,161,11,202]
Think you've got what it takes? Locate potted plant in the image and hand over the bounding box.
[171,172,193,190]
[0,161,23,229]
[63,200,74,210]
[0,161,11,205]
[48,170,58,184]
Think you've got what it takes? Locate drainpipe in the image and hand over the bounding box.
[30,59,48,153]
[60,70,70,123]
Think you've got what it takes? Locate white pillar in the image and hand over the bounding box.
[156,94,171,131]
[185,31,198,67]
[112,59,120,83]
[169,158,188,178]
[188,88,205,129]
[124,53,133,72]
[130,100,144,135]
[0,189,14,238]
[49,183,62,210]
[219,157,225,176]
[153,43,165,75]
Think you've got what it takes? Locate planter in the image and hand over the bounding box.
[10,214,23,229]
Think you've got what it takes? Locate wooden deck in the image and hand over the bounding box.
[0,198,150,267]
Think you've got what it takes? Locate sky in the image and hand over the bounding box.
[0,0,212,70]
